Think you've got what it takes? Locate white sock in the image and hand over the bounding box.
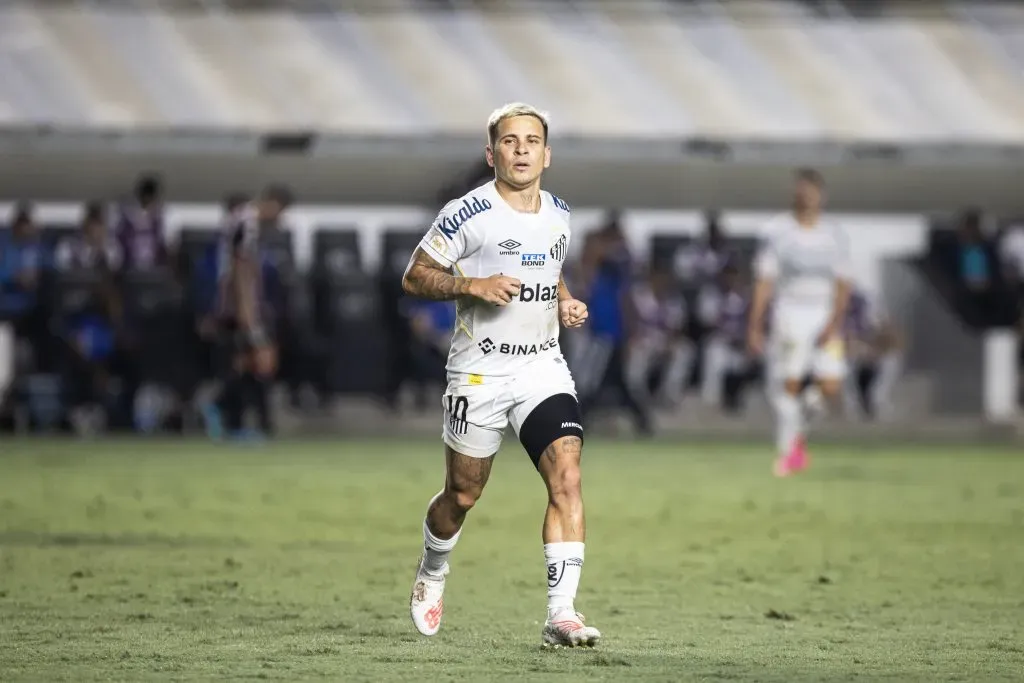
[545,541,585,615]
[775,392,803,456]
[422,494,461,576]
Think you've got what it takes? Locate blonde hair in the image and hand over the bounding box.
[486,102,549,147]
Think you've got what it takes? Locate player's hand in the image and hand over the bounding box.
[559,298,589,328]
[469,273,521,306]
[747,328,765,357]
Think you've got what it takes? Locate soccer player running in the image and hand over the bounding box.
[402,103,600,647]
[747,169,853,477]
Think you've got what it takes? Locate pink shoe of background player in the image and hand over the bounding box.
[773,436,810,477]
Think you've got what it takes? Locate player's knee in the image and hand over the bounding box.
[444,480,484,513]
[548,463,582,503]
[783,378,803,395]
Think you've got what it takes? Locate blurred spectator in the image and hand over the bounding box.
[996,222,1024,374]
[575,212,652,436]
[698,263,754,413]
[404,298,455,410]
[60,273,136,435]
[116,173,167,271]
[186,194,249,405]
[54,202,123,273]
[625,266,692,407]
[205,187,293,439]
[956,209,992,292]
[673,210,730,287]
[0,203,49,370]
[252,183,321,408]
[844,289,903,421]
[999,221,1024,288]
[0,202,49,417]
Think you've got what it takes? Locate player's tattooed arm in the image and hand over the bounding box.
[403,247,521,306]
[402,247,475,301]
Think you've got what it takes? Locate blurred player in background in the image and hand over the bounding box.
[116,173,167,271]
[747,169,852,476]
[402,103,600,648]
[403,298,456,411]
[625,264,691,407]
[574,214,653,435]
[844,288,903,421]
[700,262,753,413]
[201,189,281,441]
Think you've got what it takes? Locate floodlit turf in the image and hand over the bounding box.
[1,438,1023,682]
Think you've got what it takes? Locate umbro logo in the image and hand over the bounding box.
[478,338,495,354]
[498,239,521,255]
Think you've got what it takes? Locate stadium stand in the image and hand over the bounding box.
[0,0,1023,141]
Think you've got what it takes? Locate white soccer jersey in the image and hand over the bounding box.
[417,181,572,379]
[754,212,852,320]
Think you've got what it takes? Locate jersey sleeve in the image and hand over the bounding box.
[417,202,479,269]
[753,224,780,280]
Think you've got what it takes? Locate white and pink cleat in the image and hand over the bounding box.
[542,609,601,648]
[773,436,810,477]
[410,557,448,636]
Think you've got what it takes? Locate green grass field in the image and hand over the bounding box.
[1,438,1023,682]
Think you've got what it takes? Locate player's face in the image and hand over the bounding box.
[486,115,550,189]
[793,178,823,213]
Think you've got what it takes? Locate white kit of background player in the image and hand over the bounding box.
[401,103,601,648]
[747,169,853,477]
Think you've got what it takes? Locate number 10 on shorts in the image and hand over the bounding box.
[447,395,469,436]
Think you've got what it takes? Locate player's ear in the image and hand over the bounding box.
[543,145,551,169]
[485,145,495,168]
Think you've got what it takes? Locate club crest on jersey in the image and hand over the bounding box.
[549,234,567,262]
[436,196,493,239]
[521,253,546,267]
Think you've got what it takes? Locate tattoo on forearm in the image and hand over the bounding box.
[404,248,474,301]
